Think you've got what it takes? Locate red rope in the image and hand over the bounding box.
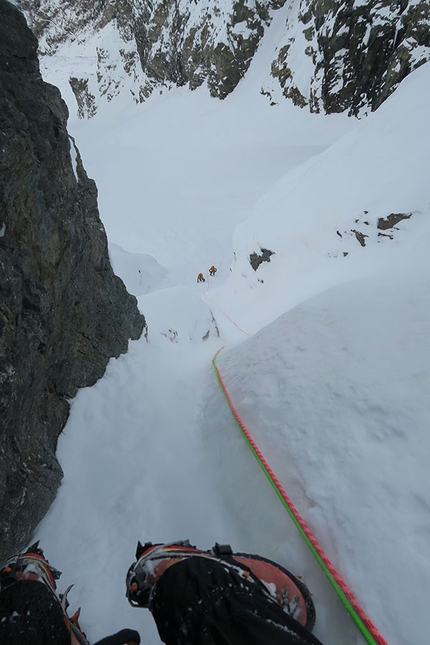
[213,348,388,645]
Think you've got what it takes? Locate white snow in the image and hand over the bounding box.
[108,243,167,297]
[69,136,79,181]
[25,31,430,645]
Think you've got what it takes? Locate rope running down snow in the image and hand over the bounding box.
[212,347,389,645]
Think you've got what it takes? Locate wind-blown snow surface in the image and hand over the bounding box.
[31,37,430,645]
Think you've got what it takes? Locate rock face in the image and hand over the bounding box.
[268,0,430,115]
[0,0,146,561]
[129,0,283,99]
[18,0,286,114]
[16,0,430,118]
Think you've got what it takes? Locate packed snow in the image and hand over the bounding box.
[23,13,430,645]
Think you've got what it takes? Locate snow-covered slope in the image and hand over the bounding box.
[208,61,430,334]
[213,272,430,645]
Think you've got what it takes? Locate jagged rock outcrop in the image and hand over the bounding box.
[268,0,430,115]
[0,0,146,561]
[130,0,285,99]
[16,0,430,118]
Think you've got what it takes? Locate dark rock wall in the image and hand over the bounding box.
[130,0,282,99]
[272,0,430,115]
[0,0,146,561]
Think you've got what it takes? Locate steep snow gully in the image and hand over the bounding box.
[31,100,363,645]
[30,34,430,645]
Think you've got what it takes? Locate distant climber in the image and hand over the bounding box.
[126,540,324,645]
[0,543,140,645]
[197,273,205,283]
[209,265,217,276]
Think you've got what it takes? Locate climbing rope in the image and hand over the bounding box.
[213,347,389,645]
[202,294,251,337]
